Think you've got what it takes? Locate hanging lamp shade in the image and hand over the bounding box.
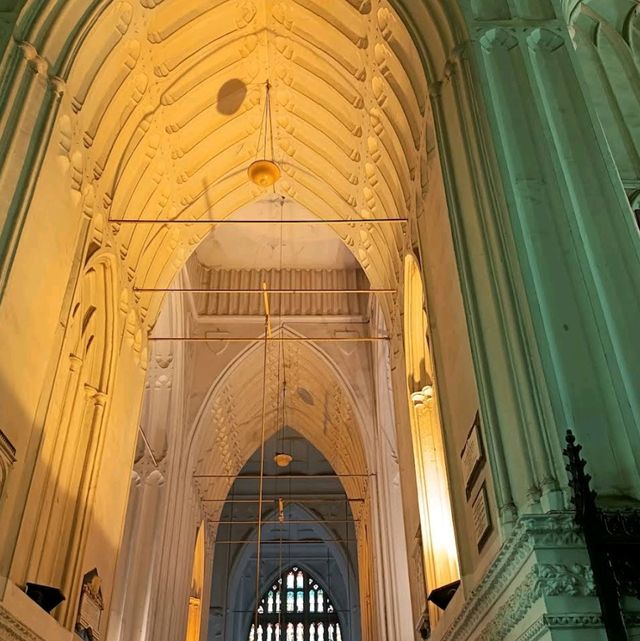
[273,452,293,468]
[248,159,280,187]
[249,80,280,188]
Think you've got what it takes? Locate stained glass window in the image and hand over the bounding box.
[249,567,343,641]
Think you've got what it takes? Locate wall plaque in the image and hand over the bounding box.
[76,569,103,641]
[471,484,492,550]
[0,428,16,501]
[460,412,484,498]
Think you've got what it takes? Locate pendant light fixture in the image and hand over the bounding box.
[273,378,293,468]
[248,80,281,187]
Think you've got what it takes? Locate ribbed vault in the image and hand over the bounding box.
[46,0,441,328]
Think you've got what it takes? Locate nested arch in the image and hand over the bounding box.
[218,499,360,641]
[0,0,470,330]
[186,328,370,502]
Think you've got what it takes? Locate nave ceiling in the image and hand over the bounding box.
[48,0,434,331]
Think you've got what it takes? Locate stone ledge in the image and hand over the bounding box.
[0,580,72,641]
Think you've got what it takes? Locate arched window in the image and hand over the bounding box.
[403,254,460,624]
[248,567,342,641]
[185,522,205,641]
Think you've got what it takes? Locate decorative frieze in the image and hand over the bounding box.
[0,606,44,641]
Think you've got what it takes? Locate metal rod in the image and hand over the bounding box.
[212,539,354,545]
[195,473,372,479]
[206,519,357,525]
[254,312,270,630]
[109,217,407,225]
[149,336,389,343]
[262,282,272,338]
[200,498,365,503]
[229,609,354,614]
[138,427,158,468]
[134,287,395,294]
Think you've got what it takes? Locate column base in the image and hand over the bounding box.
[430,513,640,641]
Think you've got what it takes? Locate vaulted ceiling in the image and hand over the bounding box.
[55,0,432,327]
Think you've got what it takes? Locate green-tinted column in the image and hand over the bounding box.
[467,6,640,499]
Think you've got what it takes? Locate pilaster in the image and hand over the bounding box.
[430,3,640,544]
[0,39,65,298]
[466,7,640,500]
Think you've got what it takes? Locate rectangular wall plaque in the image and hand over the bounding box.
[0,428,17,500]
[471,484,492,550]
[76,569,103,641]
[461,412,485,498]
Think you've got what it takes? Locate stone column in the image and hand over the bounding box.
[119,468,165,641]
[431,4,640,526]
[370,331,415,641]
[420,3,640,639]
[466,3,640,502]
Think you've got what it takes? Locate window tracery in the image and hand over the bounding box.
[248,568,343,641]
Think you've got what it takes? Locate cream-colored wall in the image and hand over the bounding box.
[0,135,86,577]
[0,103,149,635]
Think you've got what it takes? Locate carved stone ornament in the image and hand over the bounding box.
[75,569,104,641]
[475,564,595,641]
[0,428,17,500]
[0,605,45,641]
[438,513,588,641]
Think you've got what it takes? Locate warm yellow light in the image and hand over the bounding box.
[410,385,434,407]
[248,159,281,187]
[274,452,293,467]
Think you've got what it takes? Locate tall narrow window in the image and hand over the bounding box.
[185,522,205,641]
[248,567,342,641]
[403,255,460,623]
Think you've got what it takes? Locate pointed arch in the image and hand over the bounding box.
[248,566,343,641]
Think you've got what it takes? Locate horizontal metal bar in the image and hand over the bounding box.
[109,217,407,225]
[149,336,389,343]
[212,539,353,545]
[201,498,365,503]
[135,287,395,295]
[208,519,356,525]
[195,474,371,479]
